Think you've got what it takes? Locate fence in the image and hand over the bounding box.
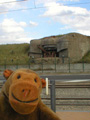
[0,57,90,73]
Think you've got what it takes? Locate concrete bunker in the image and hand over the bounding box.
[29,33,90,62]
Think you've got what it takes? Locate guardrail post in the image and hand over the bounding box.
[29,58,30,69]
[50,80,56,112]
[55,55,56,72]
[68,57,70,73]
[42,57,43,73]
[46,78,49,95]
[16,58,18,69]
[62,55,65,63]
[4,58,6,69]
[82,60,84,72]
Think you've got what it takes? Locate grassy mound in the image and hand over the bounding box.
[80,51,90,63]
[0,43,30,65]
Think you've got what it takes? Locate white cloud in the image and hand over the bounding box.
[0,0,24,14]
[36,0,58,4]
[29,21,38,27]
[0,18,32,44]
[19,22,27,27]
[36,0,80,4]
[1,19,24,33]
[42,2,90,36]
[62,0,79,1]
[43,2,89,17]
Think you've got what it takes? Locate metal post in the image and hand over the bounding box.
[4,58,6,69]
[68,57,70,73]
[46,78,49,95]
[82,60,84,72]
[29,57,30,69]
[62,55,64,63]
[42,57,43,73]
[16,58,18,69]
[55,55,56,72]
[50,80,56,112]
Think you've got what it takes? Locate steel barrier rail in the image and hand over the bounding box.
[49,79,90,112]
[44,103,90,106]
[42,98,90,100]
[49,84,90,88]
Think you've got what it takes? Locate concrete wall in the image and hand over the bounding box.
[67,33,90,61]
[0,63,90,73]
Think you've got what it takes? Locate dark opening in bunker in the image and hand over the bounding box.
[38,44,59,57]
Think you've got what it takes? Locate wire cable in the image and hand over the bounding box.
[0,0,27,4]
[34,0,36,8]
[0,1,90,14]
[64,1,90,6]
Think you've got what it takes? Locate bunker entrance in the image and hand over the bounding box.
[38,44,59,57]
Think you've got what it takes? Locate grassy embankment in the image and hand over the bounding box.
[79,51,90,63]
[0,43,30,65]
[0,43,90,65]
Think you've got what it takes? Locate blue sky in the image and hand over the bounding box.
[0,0,90,44]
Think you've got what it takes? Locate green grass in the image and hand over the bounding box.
[0,43,90,65]
[78,51,90,63]
[0,43,30,65]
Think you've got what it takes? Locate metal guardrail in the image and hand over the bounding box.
[50,80,56,112]
[49,79,90,112]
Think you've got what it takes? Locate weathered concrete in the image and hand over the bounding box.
[30,33,90,62]
[0,63,90,73]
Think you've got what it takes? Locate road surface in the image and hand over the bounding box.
[0,74,90,82]
[40,74,90,82]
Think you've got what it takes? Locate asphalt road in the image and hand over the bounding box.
[0,74,90,82]
[40,74,90,82]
